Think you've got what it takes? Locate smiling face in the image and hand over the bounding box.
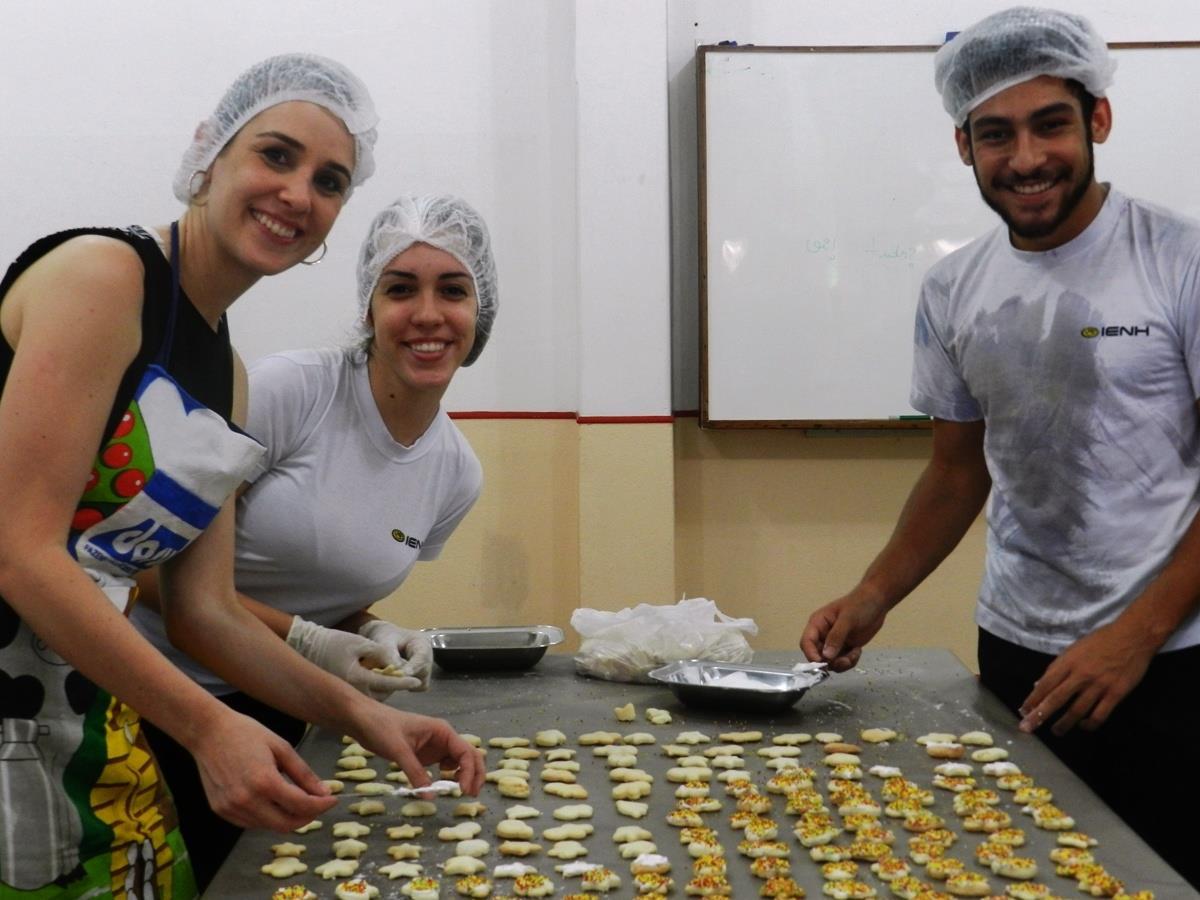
[956,75,1111,251]
[201,100,355,275]
[366,242,478,406]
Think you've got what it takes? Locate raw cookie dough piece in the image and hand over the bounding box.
[387,824,424,839]
[772,733,812,745]
[623,732,656,745]
[614,702,637,722]
[544,782,589,799]
[916,732,957,745]
[925,742,965,759]
[381,859,424,883]
[544,823,594,841]
[400,800,438,817]
[262,858,309,878]
[547,840,590,859]
[973,747,1009,762]
[506,747,542,760]
[334,878,379,900]
[348,800,386,816]
[498,778,532,799]
[506,804,542,819]
[333,838,369,859]
[337,754,369,769]
[860,728,897,744]
[553,803,594,820]
[959,730,993,746]
[541,768,577,783]
[497,819,537,840]
[619,840,658,859]
[294,819,323,834]
[488,768,531,782]
[323,779,346,794]
[814,732,843,744]
[867,765,902,778]
[536,729,568,747]
[456,801,488,818]
[499,840,544,857]
[490,736,532,749]
[824,752,861,766]
[546,760,582,772]
[313,859,359,880]
[579,731,623,745]
[339,768,377,782]
[271,887,317,900]
[667,766,711,783]
[546,749,576,762]
[614,824,654,842]
[934,762,973,777]
[757,746,801,759]
[332,822,371,839]
[444,855,488,874]
[386,844,423,860]
[660,744,691,757]
[493,862,538,879]
[675,731,711,745]
[400,877,441,900]
[271,842,306,857]
[646,707,673,725]
[513,873,555,897]
[616,800,649,818]
[500,759,532,771]
[824,742,862,754]
[454,874,493,897]
[439,822,484,841]
[718,730,762,743]
[353,781,391,795]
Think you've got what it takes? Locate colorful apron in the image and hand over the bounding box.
[0,224,264,899]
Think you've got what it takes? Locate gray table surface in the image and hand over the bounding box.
[208,649,1193,898]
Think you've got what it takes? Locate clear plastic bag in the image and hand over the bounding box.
[570,597,757,683]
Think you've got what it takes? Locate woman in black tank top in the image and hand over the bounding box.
[0,53,482,900]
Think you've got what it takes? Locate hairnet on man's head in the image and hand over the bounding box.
[357,195,498,366]
[934,7,1116,127]
[173,52,378,203]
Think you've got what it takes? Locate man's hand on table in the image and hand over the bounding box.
[800,588,891,672]
[1018,618,1156,736]
[354,707,485,797]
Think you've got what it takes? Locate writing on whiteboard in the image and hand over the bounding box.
[803,236,920,267]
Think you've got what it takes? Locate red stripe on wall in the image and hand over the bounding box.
[447,411,675,424]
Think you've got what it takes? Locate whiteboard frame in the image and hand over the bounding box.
[697,41,1200,430]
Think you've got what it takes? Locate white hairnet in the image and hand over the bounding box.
[357,195,498,366]
[173,53,378,203]
[934,7,1116,126]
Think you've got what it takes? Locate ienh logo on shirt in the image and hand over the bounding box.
[391,529,423,549]
[1080,325,1150,338]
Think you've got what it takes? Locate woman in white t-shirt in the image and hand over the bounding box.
[133,194,497,883]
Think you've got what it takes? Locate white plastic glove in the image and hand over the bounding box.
[357,619,434,691]
[286,616,421,698]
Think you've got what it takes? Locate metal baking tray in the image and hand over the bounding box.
[648,659,828,713]
[423,625,564,672]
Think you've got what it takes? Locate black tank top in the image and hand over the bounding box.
[0,226,233,448]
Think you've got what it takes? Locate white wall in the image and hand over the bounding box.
[0,0,601,414]
[668,0,1200,410]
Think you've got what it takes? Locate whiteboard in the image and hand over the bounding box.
[699,43,1200,428]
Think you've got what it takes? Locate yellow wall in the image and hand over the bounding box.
[377,417,986,669]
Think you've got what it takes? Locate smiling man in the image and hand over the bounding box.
[801,7,1200,887]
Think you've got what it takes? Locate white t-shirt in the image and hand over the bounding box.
[911,189,1200,654]
[132,346,482,693]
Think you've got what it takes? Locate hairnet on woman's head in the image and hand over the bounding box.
[934,7,1115,127]
[357,195,498,366]
[173,52,378,203]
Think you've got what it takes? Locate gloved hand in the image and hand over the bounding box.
[357,619,434,691]
[286,616,422,698]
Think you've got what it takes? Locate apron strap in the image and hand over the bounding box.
[156,220,183,368]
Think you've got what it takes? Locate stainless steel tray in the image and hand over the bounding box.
[648,658,828,713]
[423,625,564,671]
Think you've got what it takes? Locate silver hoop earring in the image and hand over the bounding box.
[187,169,208,199]
[301,242,328,266]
